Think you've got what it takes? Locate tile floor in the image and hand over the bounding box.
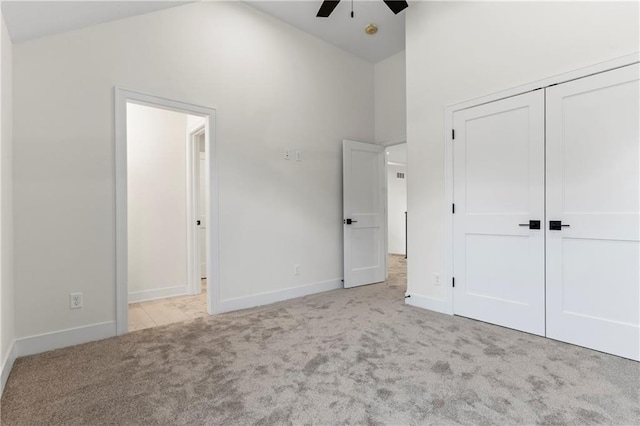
[128,280,208,331]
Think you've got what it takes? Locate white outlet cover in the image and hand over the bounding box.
[284,149,291,160]
[295,150,302,161]
[70,292,83,309]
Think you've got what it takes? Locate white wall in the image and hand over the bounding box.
[405,1,639,308]
[375,50,406,143]
[13,2,374,338]
[127,103,190,301]
[387,164,406,255]
[0,12,14,391]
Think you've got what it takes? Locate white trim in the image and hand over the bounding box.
[15,321,116,358]
[0,340,16,396]
[405,293,452,315]
[186,125,206,296]
[218,279,342,313]
[115,88,219,336]
[128,285,189,304]
[442,53,639,317]
[443,106,455,316]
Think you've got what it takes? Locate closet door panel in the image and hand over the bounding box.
[453,90,545,336]
[546,64,640,360]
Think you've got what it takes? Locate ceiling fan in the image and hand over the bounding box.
[316,0,408,18]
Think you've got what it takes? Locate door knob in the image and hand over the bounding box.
[549,220,570,231]
[344,219,358,225]
[518,220,541,230]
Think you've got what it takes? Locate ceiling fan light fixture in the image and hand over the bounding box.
[365,23,378,35]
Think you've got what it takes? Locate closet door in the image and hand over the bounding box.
[453,90,545,336]
[546,64,639,361]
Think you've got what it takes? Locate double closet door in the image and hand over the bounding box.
[453,64,639,360]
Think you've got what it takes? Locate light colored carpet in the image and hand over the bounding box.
[1,255,639,425]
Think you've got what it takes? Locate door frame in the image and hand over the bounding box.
[114,88,219,336]
[442,53,639,316]
[382,141,407,279]
[186,123,206,295]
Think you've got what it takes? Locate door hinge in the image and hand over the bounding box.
[452,203,455,214]
[452,129,455,140]
[452,277,455,288]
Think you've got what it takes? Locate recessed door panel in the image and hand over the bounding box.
[561,238,639,325]
[561,82,639,214]
[546,64,640,361]
[465,107,531,214]
[465,234,531,304]
[351,150,380,214]
[352,228,381,270]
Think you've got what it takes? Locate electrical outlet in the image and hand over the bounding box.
[433,273,441,286]
[284,150,291,160]
[295,150,302,162]
[294,264,301,276]
[70,293,83,309]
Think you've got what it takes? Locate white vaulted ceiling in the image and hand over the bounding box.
[1,1,191,43]
[2,1,406,63]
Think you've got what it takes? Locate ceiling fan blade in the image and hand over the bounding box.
[383,0,408,14]
[316,0,341,18]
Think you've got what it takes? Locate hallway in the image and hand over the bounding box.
[128,280,208,331]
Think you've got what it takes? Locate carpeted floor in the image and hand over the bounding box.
[1,255,639,425]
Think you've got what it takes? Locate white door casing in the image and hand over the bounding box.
[199,151,207,279]
[343,140,386,288]
[115,88,218,335]
[546,64,640,361]
[453,90,546,336]
[187,126,206,295]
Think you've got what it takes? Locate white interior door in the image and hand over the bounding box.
[546,64,639,361]
[343,140,386,288]
[453,91,545,336]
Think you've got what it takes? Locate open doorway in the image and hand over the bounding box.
[385,143,407,291]
[189,125,207,294]
[115,89,218,335]
[125,104,208,331]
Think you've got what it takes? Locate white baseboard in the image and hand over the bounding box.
[1,339,17,396]
[219,278,343,313]
[405,293,453,315]
[16,321,117,358]
[128,285,189,304]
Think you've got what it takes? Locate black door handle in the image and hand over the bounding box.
[344,219,358,225]
[550,220,570,231]
[518,220,541,230]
